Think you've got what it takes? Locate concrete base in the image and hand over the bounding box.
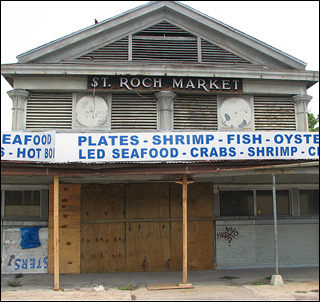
[270,275,284,286]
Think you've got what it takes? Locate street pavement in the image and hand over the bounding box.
[1,266,319,300]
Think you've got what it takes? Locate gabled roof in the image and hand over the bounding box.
[15,1,307,70]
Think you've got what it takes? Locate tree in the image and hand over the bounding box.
[308,112,319,132]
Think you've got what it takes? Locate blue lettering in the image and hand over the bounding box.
[120,136,128,145]
[43,257,48,268]
[88,136,96,146]
[17,148,26,158]
[131,149,139,158]
[308,146,319,156]
[78,136,87,146]
[97,149,105,159]
[150,148,158,158]
[98,136,108,146]
[227,135,235,144]
[152,135,161,145]
[79,149,86,159]
[130,135,139,145]
[274,135,283,144]
[248,147,255,157]
[2,134,11,144]
[206,135,214,144]
[88,149,95,159]
[30,258,36,269]
[229,147,236,157]
[37,258,42,269]
[141,148,147,158]
[24,135,32,145]
[14,259,21,270]
[191,148,198,157]
[112,149,120,159]
[294,134,302,144]
[21,259,28,269]
[12,135,22,145]
[33,135,40,145]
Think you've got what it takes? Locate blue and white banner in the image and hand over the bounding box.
[1,131,319,163]
[1,131,56,162]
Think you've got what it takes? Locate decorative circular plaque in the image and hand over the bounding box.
[220,97,252,129]
[75,95,108,127]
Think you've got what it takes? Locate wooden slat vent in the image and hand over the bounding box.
[174,95,218,130]
[254,96,296,130]
[132,21,198,62]
[201,39,252,65]
[111,94,158,130]
[26,93,73,129]
[75,37,128,62]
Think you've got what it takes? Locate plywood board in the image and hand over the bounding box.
[81,184,125,221]
[48,184,81,274]
[170,183,214,218]
[170,221,215,271]
[126,222,171,272]
[126,183,169,219]
[81,223,126,273]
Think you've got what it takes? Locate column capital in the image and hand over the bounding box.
[154,91,176,130]
[292,94,312,131]
[292,94,312,104]
[154,91,176,110]
[7,89,30,130]
[7,89,30,108]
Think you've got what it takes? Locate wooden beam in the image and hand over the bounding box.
[53,175,60,291]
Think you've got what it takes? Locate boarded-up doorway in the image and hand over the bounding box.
[80,183,214,273]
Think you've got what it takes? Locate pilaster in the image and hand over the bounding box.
[292,94,312,131]
[7,89,30,130]
[155,91,176,130]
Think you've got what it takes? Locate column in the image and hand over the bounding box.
[154,91,176,130]
[292,94,312,131]
[7,89,30,130]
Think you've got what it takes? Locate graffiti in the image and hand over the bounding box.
[8,255,15,266]
[217,227,239,245]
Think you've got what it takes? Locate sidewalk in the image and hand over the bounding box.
[2,267,319,300]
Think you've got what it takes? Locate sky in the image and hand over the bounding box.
[1,1,319,131]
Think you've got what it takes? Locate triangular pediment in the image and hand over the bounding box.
[73,21,253,65]
[15,1,306,70]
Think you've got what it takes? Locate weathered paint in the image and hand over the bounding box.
[1,227,48,274]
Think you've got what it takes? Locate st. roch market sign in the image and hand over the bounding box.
[1,131,319,163]
[88,75,242,92]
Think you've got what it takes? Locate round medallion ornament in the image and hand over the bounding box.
[75,95,108,127]
[220,97,252,129]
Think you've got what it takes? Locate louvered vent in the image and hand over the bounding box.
[201,39,252,65]
[174,95,218,130]
[254,96,296,130]
[75,37,128,62]
[26,93,73,129]
[111,94,157,130]
[132,21,198,62]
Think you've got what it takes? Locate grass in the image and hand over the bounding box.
[15,273,23,279]
[295,290,308,294]
[117,283,136,290]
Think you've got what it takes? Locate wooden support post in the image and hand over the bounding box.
[53,175,60,291]
[182,174,188,285]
